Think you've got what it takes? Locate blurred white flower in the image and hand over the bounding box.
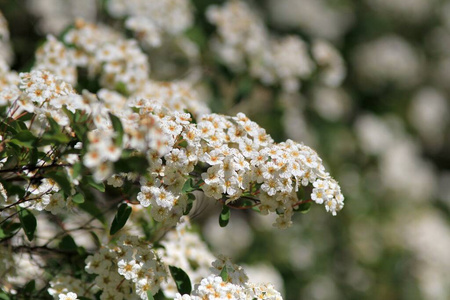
[312,86,351,122]
[409,87,449,151]
[27,0,97,34]
[353,35,422,89]
[266,0,354,41]
[203,212,253,257]
[366,0,436,23]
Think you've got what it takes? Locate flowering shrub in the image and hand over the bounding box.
[0,2,345,300]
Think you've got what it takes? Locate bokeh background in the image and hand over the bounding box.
[1,0,449,299]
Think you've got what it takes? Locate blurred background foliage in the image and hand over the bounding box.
[1,0,449,299]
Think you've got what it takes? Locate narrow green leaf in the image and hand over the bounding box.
[78,199,106,224]
[219,266,229,282]
[77,186,106,223]
[114,156,149,174]
[71,193,84,204]
[29,147,38,166]
[169,266,192,295]
[90,231,101,248]
[46,171,72,196]
[9,131,37,148]
[84,176,105,192]
[59,235,77,250]
[46,116,61,132]
[219,205,230,227]
[2,183,25,199]
[109,113,124,147]
[0,291,10,300]
[24,280,35,293]
[184,193,195,215]
[40,132,70,145]
[294,202,312,214]
[146,291,155,300]
[1,155,18,171]
[72,162,82,179]
[110,203,132,235]
[18,208,37,241]
[0,222,21,240]
[182,178,194,193]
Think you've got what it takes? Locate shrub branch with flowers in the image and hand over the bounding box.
[0,1,344,300]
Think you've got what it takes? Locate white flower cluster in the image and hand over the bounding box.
[64,20,149,93]
[21,178,57,212]
[133,81,210,119]
[33,20,209,116]
[83,129,123,182]
[48,275,95,299]
[3,19,343,229]
[0,10,13,65]
[0,58,20,106]
[35,35,78,85]
[107,0,193,48]
[0,14,19,103]
[157,217,216,298]
[7,68,343,227]
[207,0,345,92]
[17,70,78,124]
[134,108,344,228]
[175,256,283,300]
[84,235,167,300]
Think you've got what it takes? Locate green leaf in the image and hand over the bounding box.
[18,208,37,241]
[72,162,82,179]
[29,147,38,166]
[219,265,229,282]
[115,82,129,95]
[0,291,10,300]
[182,178,194,193]
[184,193,195,215]
[114,156,149,174]
[109,113,124,147]
[1,182,25,199]
[46,171,72,196]
[46,116,61,132]
[0,222,21,240]
[219,205,230,227]
[294,201,312,214]
[40,132,70,145]
[90,231,101,248]
[1,155,18,171]
[110,203,132,235]
[77,185,105,223]
[169,265,192,295]
[59,235,77,250]
[9,131,37,148]
[84,176,105,192]
[24,280,35,293]
[78,198,106,224]
[71,193,85,204]
[147,291,155,300]
[185,26,207,50]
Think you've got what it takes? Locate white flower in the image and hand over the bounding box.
[117,259,141,281]
[58,292,78,300]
